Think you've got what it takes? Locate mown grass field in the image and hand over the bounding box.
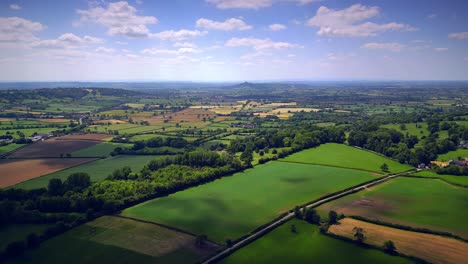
[7,216,215,264]
[71,142,133,157]
[317,177,468,238]
[0,224,52,252]
[411,170,468,187]
[13,155,161,189]
[437,148,468,161]
[122,161,378,243]
[282,143,412,173]
[222,219,413,264]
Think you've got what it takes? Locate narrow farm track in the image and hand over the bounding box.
[201,170,415,264]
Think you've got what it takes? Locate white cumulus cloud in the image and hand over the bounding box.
[96,46,116,53]
[76,1,158,38]
[196,18,252,31]
[307,4,416,37]
[361,42,405,52]
[151,30,207,41]
[226,37,300,50]
[31,33,103,49]
[141,47,201,55]
[269,24,286,31]
[0,17,43,43]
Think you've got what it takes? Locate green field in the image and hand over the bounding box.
[411,170,468,186]
[71,142,133,157]
[0,224,52,252]
[282,143,412,173]
[0,127,60,138]
[7,216,209,264]
[437,148,468,161]
[317,177,468,237]
[122,161,377,243]
[381,123,429,139]
[0,144,24,155]
[13,155,161,189]
[222,219,413,264]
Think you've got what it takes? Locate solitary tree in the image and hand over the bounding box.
[328,210,338,225]
[353,227,365,243]
[383,240,397,255]
[380,163,389,172]
[290,224,297,233]
[304,208,321,224]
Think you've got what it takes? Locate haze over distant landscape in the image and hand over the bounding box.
[1,0,467,81]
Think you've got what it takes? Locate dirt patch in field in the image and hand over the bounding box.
[329,218,468,264]
[0,158,97,188]
[7,139,101,158]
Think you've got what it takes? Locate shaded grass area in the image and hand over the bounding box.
[13,155,162,190]
[122,161,377,243]
[282,143,411,173]
[222,219,413,264]
[0,224,52,252]
[6,216,199,264]
[317,177,468,238]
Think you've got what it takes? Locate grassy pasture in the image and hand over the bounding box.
[0,127,61,138]
[381,123,428,139]
[122,161,377,243]
[222,219,413,264]
[437,148,468,161]
[282,143,411,173]
[0,144,24,156]
[411,170,468,187]
[317,177,468,238]
[7,216,216,264]
[0,224,52,252]
[329,218,468,264]
[13,155,161,190]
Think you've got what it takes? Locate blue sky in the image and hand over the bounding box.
[0,0,467,81]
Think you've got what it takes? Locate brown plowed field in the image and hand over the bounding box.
[329,218,468,264]
[0,158,97,188]
[7,140,99,158]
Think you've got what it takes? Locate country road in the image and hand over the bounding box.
[201,170,415,264]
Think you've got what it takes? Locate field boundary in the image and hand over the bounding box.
[0,144,28,159]
[114,215,221,246]
[275,159,386,174]
[402,174,468,188]
[7,157,101,189]
[200,170,415,264]
[348,215,468,242]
